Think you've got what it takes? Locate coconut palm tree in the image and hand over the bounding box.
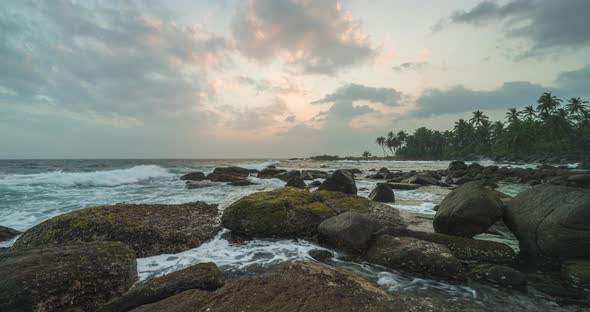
[469,110,489,128]
[536,92,562,114]
[565,97,588,116]
[375,136,386,156]
[522,105,536,121]
[505,108,520,123]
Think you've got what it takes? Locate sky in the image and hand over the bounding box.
[1,0,589,159]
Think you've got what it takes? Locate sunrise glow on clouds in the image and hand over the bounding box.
[1,0,590,158]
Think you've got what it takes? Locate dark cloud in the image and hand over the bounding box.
[442,0,590,55]
[312,83,402,106]
[0,1,232,123]
[392,62,430,72]
[231,0,376,74]
[410,64,590,117]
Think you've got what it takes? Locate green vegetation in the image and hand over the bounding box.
[375,93,590,161]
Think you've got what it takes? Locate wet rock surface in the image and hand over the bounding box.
[0,225,20,242]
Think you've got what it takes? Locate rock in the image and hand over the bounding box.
[185,181,215,189]
[453,176,474,185]
[257,168,287,179]
[206,167,250,182]
[130,262,415,312]
[285,176,306,189]
[13,202,220,257]
[275,170,301,182]
[221,187,405,239]
[448,160,468,172]
[378,167,390,174]
[568,174,590,186]
[470,264,527,289]
[318,212,377,252]
[309,180,321,187]
[378,228,516,264]
[101,263,223,312]
[433,182,504,238]
[179,172,206,181]
[348,168,363,175]
[317,170,357,194]
[383,182,421,190]
[0,242,136,312]
[365,235,464,281]
[406,172,438,185]
[562,259,590,289]
[369,184,395,203]
[228,179,254,186]
[0,225,20,242]
[467,162,484,174]
[504,185,590,258]
[308,249,334,263]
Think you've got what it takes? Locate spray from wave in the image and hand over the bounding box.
[0,165,174,187]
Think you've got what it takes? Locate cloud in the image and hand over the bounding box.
[0,1,232,124]
[392,62,430,72]
[235,76,304,95]
[231,0,376,74]
[441,0,590,55]
[225,97,292,130]
[312,83,402,106]
[409,64,590,117]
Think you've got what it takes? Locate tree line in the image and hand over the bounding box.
[375,93,590,161]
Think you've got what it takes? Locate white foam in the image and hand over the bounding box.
[238,160,282,171]
[390,202,437,214]
[0,165,174,187]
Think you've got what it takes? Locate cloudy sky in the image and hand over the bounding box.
[1,0,589,158]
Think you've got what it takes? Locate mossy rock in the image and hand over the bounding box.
[221,187,405,239]
[0,241,137,312]
[12,202,220,257]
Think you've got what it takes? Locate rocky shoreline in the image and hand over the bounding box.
[1,161,589,311]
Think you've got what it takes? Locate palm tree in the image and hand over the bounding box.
[375,136,386,156]
[505,108,520,123]
[522,105,536,121]
[565,97,588,116]
[469,110,489,127]
[536,92,562,114]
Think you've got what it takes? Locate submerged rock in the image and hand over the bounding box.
[504,185,590,259]
[434,181,504,238]
[0,242,137,312]
[369,184,395,203]
[13,202,220,257]
[318,212,377,253]
[228,179,255,186]
[470,264,527,289]
[101,263,223,312]
[0,225,20,242]
[318,170,357,194]
[365,235,464,281]
[221,187,405,239]
[308,249,334,263]
[130,261,441,312]
[179,172,205,181]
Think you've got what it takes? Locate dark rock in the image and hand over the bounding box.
[0,242,137,312]
[130,262,409,312]
[383,182,421,190]
[365,235,464,281]
[301,170,330,179]
[318,170,357,195]
[451,169,468,178]
[448,160,468,172]
[453,175,474,185]
[179,172,206,181]
[257,168,287,179]
[406,172,438,185]
[348,168,363,175]
[308,249,334,263]
[434,182,504,238]
[206,167,250,182]
[568,174,590,186]
[100,263,223,312]
[562,259,590,289]
[185,181,215,189]
[467,162,484,174]
[483,165,499,174]
[275,170,301,182]
[0,226,20,242]
[368,184,395,203]
[378,167,390,174]
[13,202,220,257]
[228,179,255,186]
[470,264,527,289]
[318,212,378,253]
[221,187,405,239]
[285,176,306,189]
[309,180,321,187]
[504,185,590,258]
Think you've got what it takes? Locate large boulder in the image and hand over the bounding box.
[275,170,301,182]
[206,167,250,182]
[406,172,439,185]
[13,202,220,257]
[568,174,590,187]
[369,184,395,203]
[433,182,504,238]
[221,187,405,239]
[365,235,464,281]
[179,172,205,181]
[318,212,377,252]
[101,263,223,312]
[0,225,20,242]
[257,168,287,179]
[504,185,590,258]
[285,176,306,189]
[317,170,357,194]
[447,160,468,172]
[130,262,447,312]
[0,242,137,312]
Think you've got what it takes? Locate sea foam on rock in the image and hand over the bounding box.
[0,242,137,312]
[12,202,220,257]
